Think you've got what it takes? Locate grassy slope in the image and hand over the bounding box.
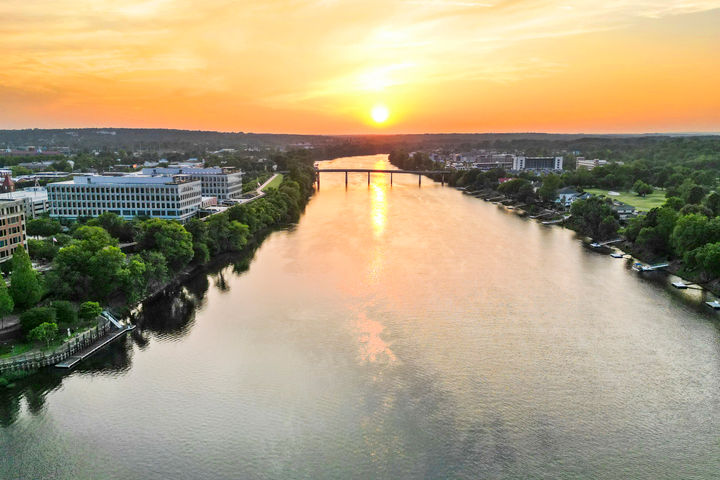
[263,173,284,190]
[585,188,666,212]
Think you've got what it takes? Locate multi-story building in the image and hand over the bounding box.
[47,175,202,222]
[472,154,515,171]
[0,187,49,219]
[141,167,243,201]
[512,156,563,172]
[576,157,608,170]
[0,199,27,263]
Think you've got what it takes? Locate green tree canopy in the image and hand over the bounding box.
[137,219,193,272]
[28,322,59,348]
[78,301,102,321]
[9,247,42,309]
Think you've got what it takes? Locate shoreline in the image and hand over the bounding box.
[482,191,720,301]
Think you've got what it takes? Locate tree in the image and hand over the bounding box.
[0,280,14,331]
[28,322,59,349]
[9,247,42,309]
[51,300,77,326]
[598,215,620,241]
[683,184,706,205]
[632,180,653,197]
[538,175,561,202]
[137,219,193,271]
[185,218,210,264]
[671,214,720,257]
[705,191,720,216]
[78,301,102,321]
[20,307,56,336]
[689,243,720,277]
[27,238,59,261]
[26,217,62,237]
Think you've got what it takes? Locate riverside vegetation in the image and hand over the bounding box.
[389,137,720,287]
[0,152,316,383]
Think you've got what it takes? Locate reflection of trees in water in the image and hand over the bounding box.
[0,237,270,427]
[0,370,63,426]
[0,339,136,426]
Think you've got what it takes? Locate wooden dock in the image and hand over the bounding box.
[56,325,134,369]
[705,300,720,310]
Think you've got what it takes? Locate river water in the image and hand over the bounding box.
[3,155,720,479]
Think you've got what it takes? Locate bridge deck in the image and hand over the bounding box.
[317,169,452,174]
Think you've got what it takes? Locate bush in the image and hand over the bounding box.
[20,307,56,336]
[51,300,77,325]
[78,301,102,321]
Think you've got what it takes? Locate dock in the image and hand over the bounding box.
[590,238,622,248]
[542,215,570,225]
[55,325,134,369]
[706,300,720,310]
[632,262,669,272]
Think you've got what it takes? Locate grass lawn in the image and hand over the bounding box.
[263,173,284,190]
[585,188,666,212]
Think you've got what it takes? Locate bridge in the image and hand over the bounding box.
[315,168,453,188]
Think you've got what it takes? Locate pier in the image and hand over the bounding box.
[590,238,622,248]
[55,325,134,369]
[632,262,669,272]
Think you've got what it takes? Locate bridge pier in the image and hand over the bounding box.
[316,171,320,190]
[441,174,444,186]
[345,171,348,188]
[367,171,370,187]
[390,172,393,186]
[418,174,422,187]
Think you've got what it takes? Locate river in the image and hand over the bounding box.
[3,154,720,479]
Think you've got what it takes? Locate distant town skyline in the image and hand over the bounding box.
[2,1,720,134]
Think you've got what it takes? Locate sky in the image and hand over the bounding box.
[1,0,719,134]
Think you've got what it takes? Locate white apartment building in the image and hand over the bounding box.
[0,199,27,263]
[512,156,563,172]
[47,175,202,222]
[141,167,243,200]
[0,187,49,219]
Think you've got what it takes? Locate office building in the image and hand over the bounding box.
[47,175,202,222]
[0,199,27,263]
[141,167,243,200]
[513,156,563,172]
[0,187,49,219]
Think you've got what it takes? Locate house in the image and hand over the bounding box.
[612,201,636,220]
[555,187,591,208]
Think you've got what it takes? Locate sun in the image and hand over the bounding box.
[371,105,390,124]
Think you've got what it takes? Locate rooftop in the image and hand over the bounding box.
[49,175,198,186]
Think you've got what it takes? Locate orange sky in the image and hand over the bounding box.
[1,0,719,134]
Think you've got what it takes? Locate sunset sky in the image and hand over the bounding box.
[2,0,719,134]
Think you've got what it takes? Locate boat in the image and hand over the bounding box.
[610,253,625,258]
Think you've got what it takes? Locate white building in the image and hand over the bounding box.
[0,187,49,219]
[47,175,202,222]
[141,167,243,200]
[512,156,563,172]
[576,158,608,170]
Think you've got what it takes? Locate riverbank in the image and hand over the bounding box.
[0,161,315,379]
[459,184,720,300]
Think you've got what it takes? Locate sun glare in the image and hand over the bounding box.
[371,105,390,124]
